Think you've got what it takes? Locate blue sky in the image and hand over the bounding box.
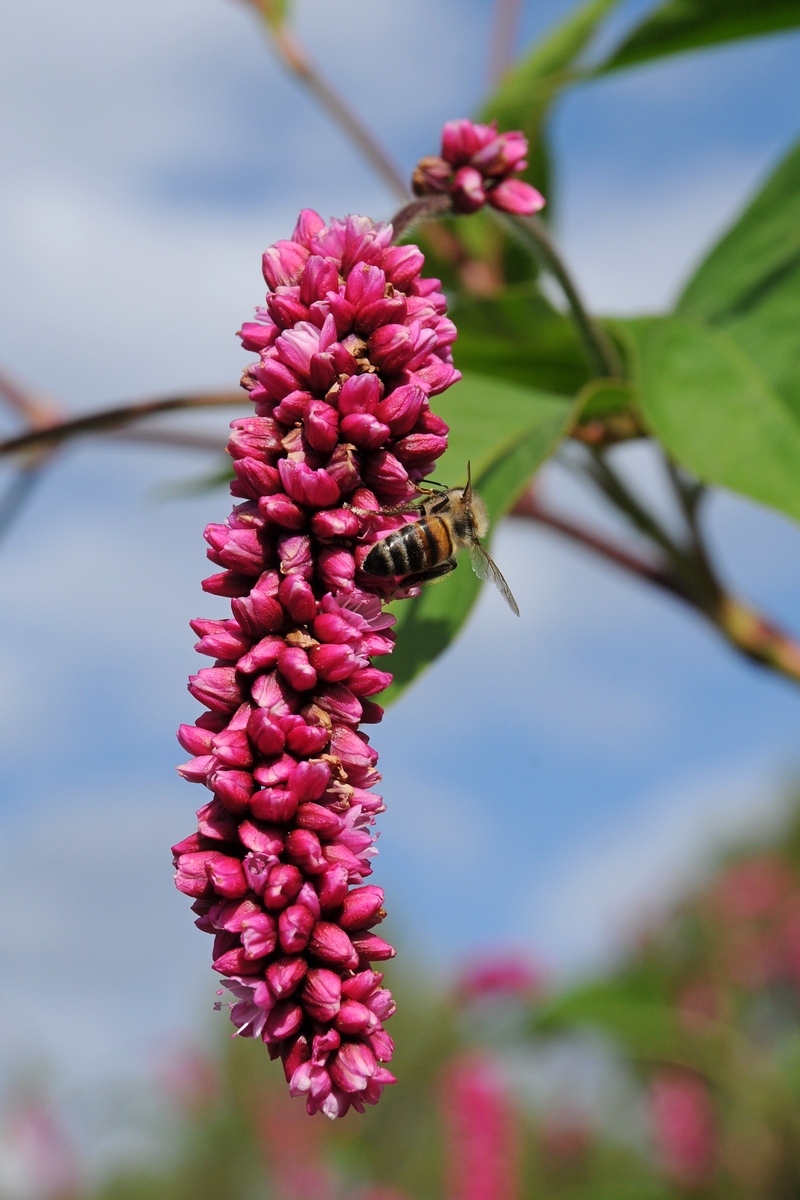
[1,0,800,1143]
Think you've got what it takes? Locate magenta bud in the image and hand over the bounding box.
[324,442,361,496]
[177,723,215,755]
[309,642,358,683]
[339,412,391,451]
[196,799,239,842]
[259,492,307,531]
[330,1041,377,1093]
[252,357,302,401]
[207,896,260,932]
[310,507,360,541]
[209,768,254,815]
[263,863,303,911]
[263,1000,303,1044]
[272,389,313,425]
[296,803,345,840]
[231,458,281,501]
[300,255,339,305]
[341,969,380,1001]
[251,785,299,824]
[338,373,382,416]
[267,287,309,329]
[231,571,284,637]
[366,324,416,375]
[376,382,426,436]
[211,728,252,768]
[287,758,331,802]
[292,207,326,245]
[350,930,396,961]
[316,864,350,911]
[312,611,360,645]
[356,295,407,334]
[301,968,342,1022]
[247,709,286,757]
[308,352,338,393]
[368,1027,395,1061]
[489,177,545,215]
[253,752,294,787]
[205,854,247,899]
[335,999,374,1035]
[316,684,363,728]
[347,667,393,697]
[204,525,265,576]
[283,717,330,757]
[278,532,313,581]
[238,635,285,675]
[267,955,308,998]
[339,885,385,931]
[201,570,252,598]
[285,828,327,874]
[212,948,261,976]
[309,921,359,967]
[304,400,339,453]
[411,153,454,195]
[241,911,278,959]
[188,667,242,714]
[278,903,316,953]
[394,432,448,467]
[263,239,309,289]
[441,118,491,164]
[317,546,356,592]
[362,450,411,503]
[175,849,227,897]
[282,1031,311,1082]
[382,244,426,288]
[238,321,278,352]
[238,819,284,856]
[228,416,283,462]
[278,575,317,624]
[451,165,487,213]
[277,646,317,692]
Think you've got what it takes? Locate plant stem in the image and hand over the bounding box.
[390,195,454,242]
[250,9,409,202]
[503,213,624,378]
[0,391,245,458]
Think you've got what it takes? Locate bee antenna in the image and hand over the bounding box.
[421,478,448,490]
[463,461,473,501]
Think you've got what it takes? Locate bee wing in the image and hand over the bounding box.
[469,542,520,616]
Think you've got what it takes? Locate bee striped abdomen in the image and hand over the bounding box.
[364,516,453,577]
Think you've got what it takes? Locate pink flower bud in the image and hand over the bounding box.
[259,492,307,531]
[362,450,411,502]
[340,412,391,451]
[239,321,278,352]
[488,178,545,216]
[263,240,309,289]
[309,921,359,967]
[356,296,407,334]
[348,667,393,697]
[279,459,341,508]
[196,799,239,842]
[231,572,283,637]
[301,968,342,1022]
[315,684,363,727]
[213,947,263,976]
[339,886,385,931]
[268,287,309,329]
[238,819,284,856]
[285,828,327,874]
[394,432,448,468]
[241,911,278,959]
[237,634,284,675]
[330,1041,377,1092]
[310,641,359,682]
[209,768,254,815]
[247,709,286,757]
[177,722,215,756]
[278,575,317,624]
[317,546,356,592]
[310,507,360,540]
[277,646,317,691]
[335,999,374,1035]
[263,863,303,911]
[228,416,283,462]
[296,803,345,840]
[304,400,339,453]
[279,903,316,953]
[188,668,242,714]
[242,852,274,895]
[282,716,330,757]
[377,382,426,436]
[267,954,308,998]
[205,853,247,899]
[231,458,281,501]
[300,255,339,305]
[338,373,382,416]
[325,442,361,496]
[176,754,216,784]
[292,208,326,247]
[287,758,331,801]
[263,1000,304,1043]
[367,324,417,375]
[251,785,299,824]
[211,728,252,768]
[350,930,396,961]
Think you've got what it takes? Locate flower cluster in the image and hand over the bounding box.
[412,119,545,216]
[172,209,458,1118]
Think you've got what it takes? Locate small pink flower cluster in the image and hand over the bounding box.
[172,209,458,1118]
[649,1068,717,1188]
[442,1054,520,1200]
[413,119,545,216]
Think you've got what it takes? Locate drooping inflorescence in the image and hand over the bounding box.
[412,118,545,216]
[172,208,458,1117]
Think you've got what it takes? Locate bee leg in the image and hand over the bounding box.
[405,559,458,587]
[344,500,425,517]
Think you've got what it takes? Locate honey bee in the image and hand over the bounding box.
[359,464,519,616]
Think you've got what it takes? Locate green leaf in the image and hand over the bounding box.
[382,373,576,704]
[677,137,800,420]
[451,285,592,396]
[600,0,800,72]
[623,315,800,524]
[480,0,622,199]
